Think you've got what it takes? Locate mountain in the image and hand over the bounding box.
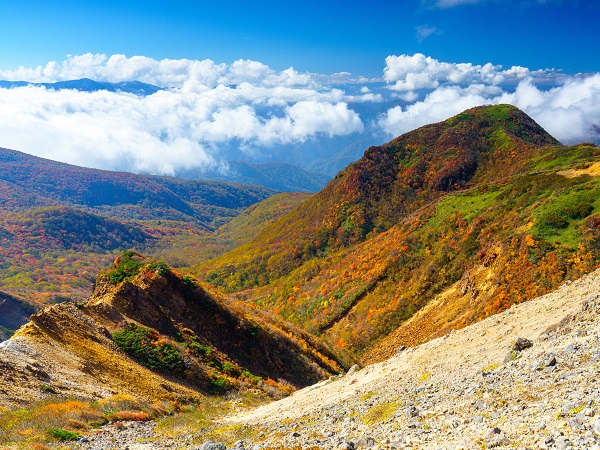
[5,263,597,448]
[0,290,37,341]
[0,147,277,304]
[0,254,345,409]
[305,136,384,177]
[176,161,331,192]
[0,147,275,223]
[215,192,312,246]
[0,78,161,95]
[196,104,600,359]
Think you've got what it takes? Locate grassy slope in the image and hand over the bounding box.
[150,192,312,268]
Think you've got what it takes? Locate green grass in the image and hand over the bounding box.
[530,181,600,248]
[530,144,599,172]
[426,187,502,230]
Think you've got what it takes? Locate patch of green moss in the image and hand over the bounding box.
[361,400,399,424]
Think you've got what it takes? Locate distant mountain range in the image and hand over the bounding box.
[176,160,330,192]
[0,147,278,304]
[0,78,161,95]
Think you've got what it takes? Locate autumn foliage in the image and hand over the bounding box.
[195,105,600,359]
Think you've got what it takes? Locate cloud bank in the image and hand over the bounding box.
[0,53,598,176]
[0,55,374,174]
[383,53,534,91]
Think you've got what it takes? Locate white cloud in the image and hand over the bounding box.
[379,84,501,135]
[502,75,600,144]
[0,56,367,175]
[0,86,214,175]
[0,54,229,89]
[379,76,600,144]
[416,25,440,43]
[0,53,323,90]
[383,54,534,91]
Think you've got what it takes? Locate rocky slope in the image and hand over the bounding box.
[0,256,344,409]
[65,266,600,449]
[228,269,600,449]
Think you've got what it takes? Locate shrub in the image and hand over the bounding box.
[241,369,262,384]
[543,213,568,229]
[113,411,151,421]
[567,202,594,220]
[209,375,231,394]
[46,428,80,441]
[40,385,56,394]
[221,362,240,376]
[189,340,212,358]
[107,250,144,284]
[148,261,170,274]
[183,275,197,286]
[113,324,184,372]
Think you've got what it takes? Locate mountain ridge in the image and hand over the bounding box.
[176,160,330,192]
[0,78,162,95]
[0,255,345,409]
[0,146,281,304]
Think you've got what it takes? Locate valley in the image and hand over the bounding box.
[1,104,600,449]
[0,147,308,308]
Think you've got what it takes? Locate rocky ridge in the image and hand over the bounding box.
[0,258,344,409]
[66,267,600,449]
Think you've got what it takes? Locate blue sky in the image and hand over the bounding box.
[0,0,599,175]
[2,0,599,75]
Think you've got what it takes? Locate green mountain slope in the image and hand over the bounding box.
[198,105,561,290]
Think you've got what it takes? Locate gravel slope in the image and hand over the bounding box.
[226,268,600,449]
